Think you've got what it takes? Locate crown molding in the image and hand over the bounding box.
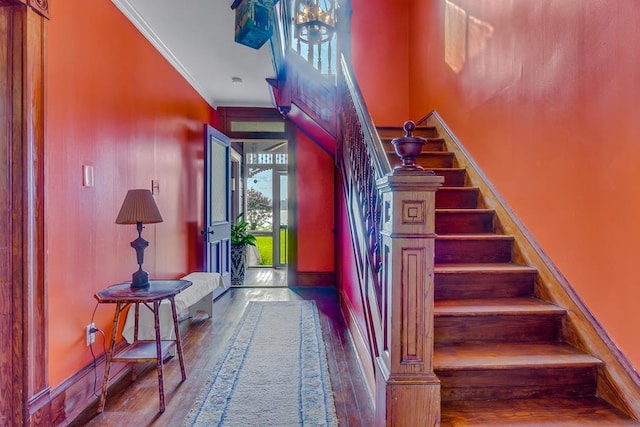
[110,0,217,108]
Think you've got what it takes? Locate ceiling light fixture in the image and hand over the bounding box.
[231,0,277,50]
[294,0,336,44]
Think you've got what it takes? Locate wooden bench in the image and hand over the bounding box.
[122,272,223,344]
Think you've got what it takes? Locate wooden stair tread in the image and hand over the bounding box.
[382,137,445,144]
[435,342,603,370]
[441,397,639,425]
[436,208,494,214]
[436,234,514,240]
[385,148,450,154]
[435,298,565,316]
[435,263,537,273]
[438,186,480,194]
[377,125,436,138]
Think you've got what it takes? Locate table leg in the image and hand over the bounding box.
[98,302,123,413]
[169,297,187,381]
[153,300,166,413]
[131,302,139,381]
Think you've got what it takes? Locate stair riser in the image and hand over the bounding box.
[438,366,598,402]
[389,154,454,169]
[432,169,466,187]
[377,127,438,139]
[383,140,445,152]
[435,314,562,343]
[435,272,536,300]
[436,190,479,209]
[436,239,513,264]
[436,212,495,234]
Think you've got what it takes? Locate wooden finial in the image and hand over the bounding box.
[403,120,416,137]
[391,120,426,172]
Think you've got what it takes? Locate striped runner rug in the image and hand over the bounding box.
[183,300,338,426]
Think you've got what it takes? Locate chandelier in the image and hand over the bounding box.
[294,0,336,44]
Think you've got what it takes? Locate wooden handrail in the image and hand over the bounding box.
[339,55,391,176]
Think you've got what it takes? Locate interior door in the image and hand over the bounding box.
[204,124,231,291]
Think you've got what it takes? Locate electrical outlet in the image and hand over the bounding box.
[86,323,96,346]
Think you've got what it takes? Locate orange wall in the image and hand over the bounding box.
[46,0,216,386]
[296,130,335,272]
[405,1,640,368]
[350,0,411,127]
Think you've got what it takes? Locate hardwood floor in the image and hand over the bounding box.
[237,267,288,287]
[75,285,373,426]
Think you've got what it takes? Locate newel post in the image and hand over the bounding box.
[375,122,444,426]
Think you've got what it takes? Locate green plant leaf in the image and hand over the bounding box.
[231,212,257,246]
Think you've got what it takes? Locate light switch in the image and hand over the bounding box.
[152,179,160,195]
[82,165,94,187]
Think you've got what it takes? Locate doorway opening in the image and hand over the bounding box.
[244,140,289,270]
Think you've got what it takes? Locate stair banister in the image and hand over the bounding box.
[338,53,444,425]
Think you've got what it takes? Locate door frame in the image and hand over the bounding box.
[1,2,49,425]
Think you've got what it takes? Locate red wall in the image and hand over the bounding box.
[336,183,367,334]
[296,130,335,272]
[347,0,640,371]
[46,0,216,386]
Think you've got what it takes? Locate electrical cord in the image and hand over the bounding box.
[88,301,105,397]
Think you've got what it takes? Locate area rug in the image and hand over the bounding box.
[183,301,339,426]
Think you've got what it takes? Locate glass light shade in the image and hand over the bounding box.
[115,189,163,224]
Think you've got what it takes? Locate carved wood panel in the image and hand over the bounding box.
[0,3,48,425]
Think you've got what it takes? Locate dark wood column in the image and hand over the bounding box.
[0,1,48,425]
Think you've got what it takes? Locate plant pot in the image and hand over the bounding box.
[231,243,247,286]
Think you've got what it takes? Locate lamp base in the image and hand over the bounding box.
[131,269,150,289]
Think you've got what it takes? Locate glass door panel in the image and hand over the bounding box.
[277,171,288,266]
[244,142,288,268]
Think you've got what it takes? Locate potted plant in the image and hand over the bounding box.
[230,213,257,286]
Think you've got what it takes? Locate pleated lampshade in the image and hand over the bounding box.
[115,189,163,224]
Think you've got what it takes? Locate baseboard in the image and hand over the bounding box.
[424,110,640,419]
[49,341,130,426]
[290,271,336,287]
[27,386,51,426]
[338,289,376,402]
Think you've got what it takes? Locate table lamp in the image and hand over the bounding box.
[115,189,163,289]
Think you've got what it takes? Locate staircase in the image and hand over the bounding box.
[377,126,639,425]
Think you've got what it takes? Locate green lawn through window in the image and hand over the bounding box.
[254,235,273,266]
[252,229,288,267]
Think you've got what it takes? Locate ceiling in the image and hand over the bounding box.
[111,0,277,109]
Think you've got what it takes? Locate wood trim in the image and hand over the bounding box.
[217,107,287,140]
[1,3,47,426]
[27,0,48,18]
[50,342,130,425]
[339,289,376,400]
[1,8,24,425]
[424,110,640,419]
